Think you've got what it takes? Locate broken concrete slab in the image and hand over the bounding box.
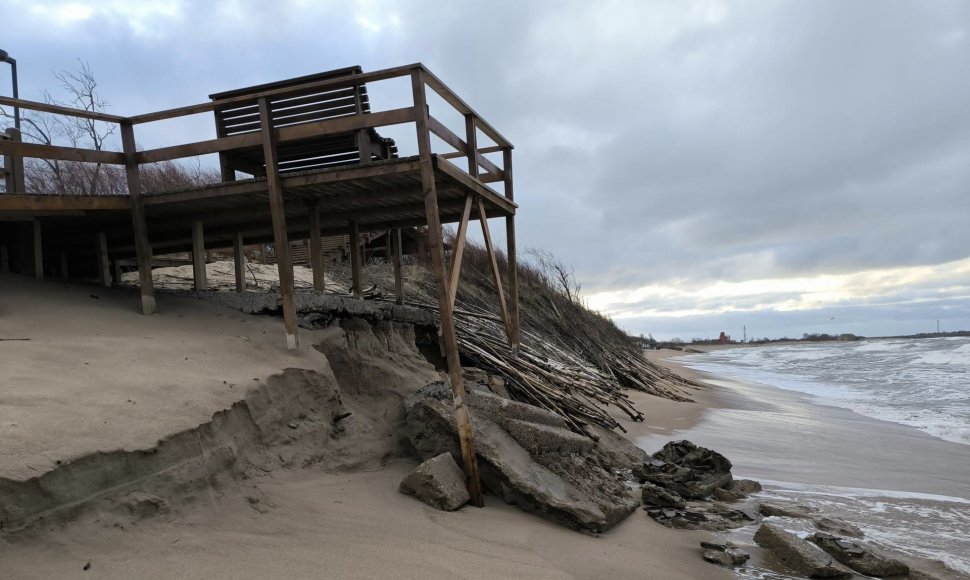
[810,532,909,577]
[753,523,854,578]
[399,452,470,511]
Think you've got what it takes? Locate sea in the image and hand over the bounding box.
[638,337,970,578]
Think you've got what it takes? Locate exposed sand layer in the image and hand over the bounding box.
[0,273,323,481]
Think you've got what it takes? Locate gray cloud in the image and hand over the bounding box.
[2,0,968,338]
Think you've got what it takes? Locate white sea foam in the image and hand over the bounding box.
[679,337,970,446]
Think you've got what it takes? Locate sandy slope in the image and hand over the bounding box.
[0,274,727,579]
[0,273,324,481]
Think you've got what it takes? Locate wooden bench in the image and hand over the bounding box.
[209,66,398,180]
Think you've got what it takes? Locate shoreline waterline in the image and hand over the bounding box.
[644,346,970,577]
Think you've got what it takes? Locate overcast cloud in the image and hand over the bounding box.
[1,0,967,339]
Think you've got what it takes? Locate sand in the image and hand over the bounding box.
[0,272,324,481]
[0,274,728,580]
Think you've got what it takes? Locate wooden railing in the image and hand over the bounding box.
[0,63,513,201]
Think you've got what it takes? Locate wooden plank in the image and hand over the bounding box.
[142,179,265,206]
[0,140,126,165]
[136,132,264,164]
[128,63,421,125]
[504,146,519,350]
[308,203,325,291]
[121,121,156,315]
[349,219,363,298]
[392,228,403,305]
[477,197,513,346]
[413,69,485,508]
[0,95,126,123]
[420,67,512,148]
[276,107,414,144]
[233,232,246,292]
[434,156,516,215]
[260,97,300,350]
[428,116,467,154]
[98,232,111,287]
[440,145,503,160]
[447,195,474,311]
[0,195,129,211]
[32,220,43,280]
[192,220,207,290]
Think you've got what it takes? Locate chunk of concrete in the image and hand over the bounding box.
[399,452,470,511]
[759,502,817,519]
[753,523,854,578]
[502,419,594,455]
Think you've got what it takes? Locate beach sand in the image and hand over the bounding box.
[0,274,728,580]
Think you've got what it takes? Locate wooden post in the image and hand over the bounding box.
[447,195,474,311]
[349,219,363,298]
[392,228,404,305]
[32,220,43,280]
[259,97,299,350]
[113,260,123,284]
[412,68,484,508]
[503,146,520,351]
[0,245,8,273]
[477,198,513,346]
[97,232,111,287]
[308,203,325,292]
[192,220,207,290]
[465,114,479,178]
[353,84,370,164]
[121,121,156,315]
[59,252,69,279]
[233,232,246,292]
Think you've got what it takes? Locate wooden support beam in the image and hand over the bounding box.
[121,121,156,315]
[233,232,246,292]
[447,195,474,311]
[413,69,484,508]
[465,115,479,178]
[113,260,123,284]
[392,228,404,305]
[0,140,126,165]
[32,220,43,280]
[97,232,111,288]
[308,203,325,292]
[504,147,520,351]
[260,97,300,350]
[349,219,363,299]
[192,220,207,290]
[478,197,513,347]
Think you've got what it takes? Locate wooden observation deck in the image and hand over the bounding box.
[0,63,519,507]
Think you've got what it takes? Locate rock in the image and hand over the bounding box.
[701,541,751,567]
[713,487,742,502]
[648,502,754,531]
[813,516,864,538]
[810,532,909,577]
[700,541,751,567]
[398,452,470,511]
[759,502,817,519]
[405,390,636,532]
[726,478,762,496]
[641,481,686,509]
[639,440,733,499]
[588,425,649,474]
[754,523,854,578]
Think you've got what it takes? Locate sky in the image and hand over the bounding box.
[1,0,968,340]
